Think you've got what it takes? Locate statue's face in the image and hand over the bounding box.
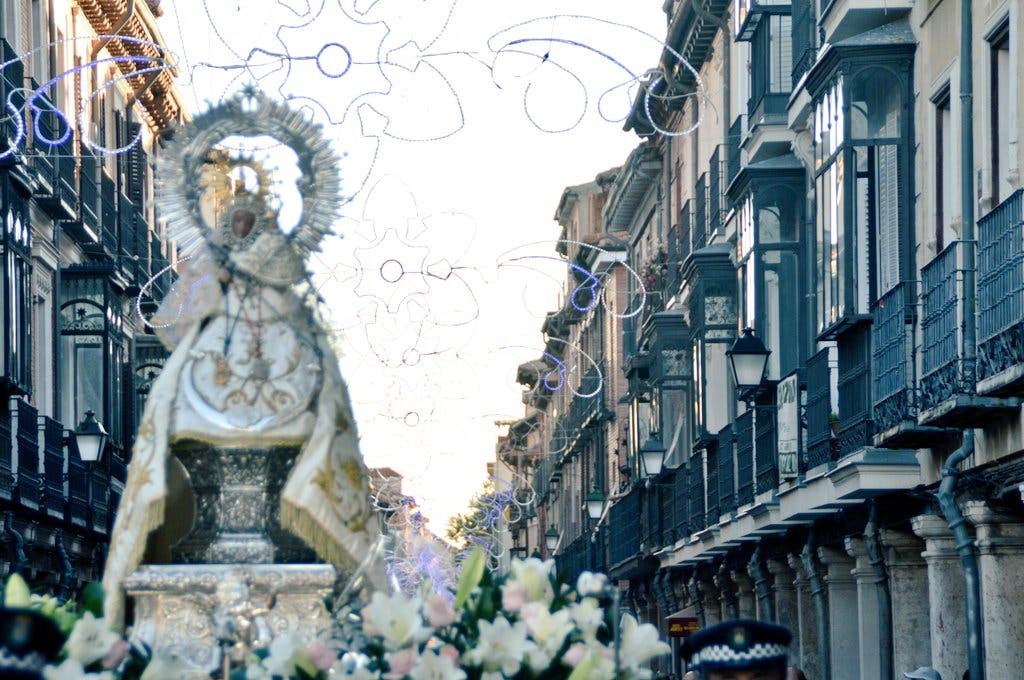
[231,209,256,238]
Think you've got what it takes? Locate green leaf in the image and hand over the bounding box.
[567,652,597,680]
[82,582,105,618]
[4,573,30,608]
[454,547,486,610]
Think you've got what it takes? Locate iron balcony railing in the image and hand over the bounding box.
[0,400,12,500]
[708,146,726,239]
[13,397,40,510]
[665,224,682,297]
[100,171,117,255]
[873,282,916,432]
[79,148,101,239]
[755,405,778,493]
[679,200,694,263]
[608,485,642,567]
[727,116,744,190]
[40,415,66,520]
[921,241,971,411]
[150,232,170,300]
[805,348,834,469]
[687,454,707,533]
[705,444,720,525]
[694,173,708,251]
[836,324,874,456]
[791,0,815,84]
[556,533,591,586]
[978,190,1024,388]
[735,411,755,506]
[672,463,689,539]
[0,41,23,160]
[717,424,735,514]
[658,468,677,547]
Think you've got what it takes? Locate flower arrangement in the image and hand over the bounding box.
[3,548,670,680]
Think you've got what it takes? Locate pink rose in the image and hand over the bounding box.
[385,649,418,678]
[425,594,457,628]
[306,640,336,671]
[563,643,587,668]
[101,639,130,670]
[501,583,528,612]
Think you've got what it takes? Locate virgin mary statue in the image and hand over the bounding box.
[103,90,384,625]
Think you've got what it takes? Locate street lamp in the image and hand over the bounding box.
[545,525,560,553]
[727,327,771,392]
[640,438,667,478]
[74,410,108,463]
[584,487,606,521]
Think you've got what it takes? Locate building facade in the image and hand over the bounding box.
[0,0,184,594]
[501,0,1024,678]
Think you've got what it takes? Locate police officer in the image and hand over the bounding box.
[680,619,792,680]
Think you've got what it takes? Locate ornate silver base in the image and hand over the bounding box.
[124,564,337,679]
[171,443,316,564]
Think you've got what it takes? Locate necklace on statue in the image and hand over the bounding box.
[239,286,269,382]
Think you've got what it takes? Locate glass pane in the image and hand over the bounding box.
[662,388,690,468]
[850,69,901,139]
[60,334,103,428]
[762,249,800,379]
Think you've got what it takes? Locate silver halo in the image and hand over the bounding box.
[156,88,343,262]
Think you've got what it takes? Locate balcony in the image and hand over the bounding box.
[76,148,101,244]
[556,533,593,586]
[0,400,11,500]
[805,348,835,470]
[657,468,678,548]
[978,190,1024,395]
[718,424,735,515]
[0,40,24,167]
[608,485,642,569]
[708,146,727,239]
[920,241,1019,427]
[100,172,118,256]
[678,200,694,265]
[40,415,67,521]
[12,397,41,510]
[693,173,708,251]
[726,116,744,191]
[748,92,789,129]
[734,0,791,40]
[836,324,874,456]
[687,455,707,534]
[754,405,778,494]
[735,412,755,506]
[791,0,815,85]
[150,232,170,300]
[705,442,720,526]
[872,283,955,447]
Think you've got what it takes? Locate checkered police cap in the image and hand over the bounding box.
[682,619,791,672]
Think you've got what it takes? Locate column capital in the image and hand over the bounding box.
[786,552,807,582]
[765,558,795,592]
[964,501,1024,555]
[817,546,856,584]
[911,513,961,561]
[880,529,926,567]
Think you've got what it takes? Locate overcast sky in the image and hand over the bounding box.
[159,0,667,533]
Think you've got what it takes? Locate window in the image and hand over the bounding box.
[933,87,954,251]
[737,184,802,380]
[59,268,126,449]
[814,64,910,334]
[989,23,1011,204]
[31,0,47,83]
[749,13,792,116]
[1,198,31,394]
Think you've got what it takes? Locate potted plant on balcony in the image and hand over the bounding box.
[828,412,840,437]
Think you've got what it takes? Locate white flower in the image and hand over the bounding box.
[139,651,189,680]
[63,612,121,666]
[244,663,273,680]
[508,557,555,604]
[262,628,308,677]
[576,572,609,597]
[332,652,380,679]
[523,641,553,673]
[463,615,530,675]
[409,648,467,680]
[568,597,604,642]
[519,603,573,656]
[618,614,671,671]
[571,645,617,680]
[362,591,427,650]
[43,659,113,680]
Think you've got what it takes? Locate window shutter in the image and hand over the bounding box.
[876,145,900,295]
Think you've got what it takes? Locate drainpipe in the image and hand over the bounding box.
[863,503,893,679]
[748,545,774,621]
[800,530,830,678]
[937,433,985,680]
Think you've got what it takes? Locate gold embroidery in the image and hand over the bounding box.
[342,459,364,489]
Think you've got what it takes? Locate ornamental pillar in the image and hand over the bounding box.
[766,558,797,631]
[911,513,967,680]
[818,546,860,680]
[715,564,738,620]
[964,501,1024,680]
[731,569,756,619]
[788,553,821,680]
[881,529,932,675]
[844,537,888,680]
